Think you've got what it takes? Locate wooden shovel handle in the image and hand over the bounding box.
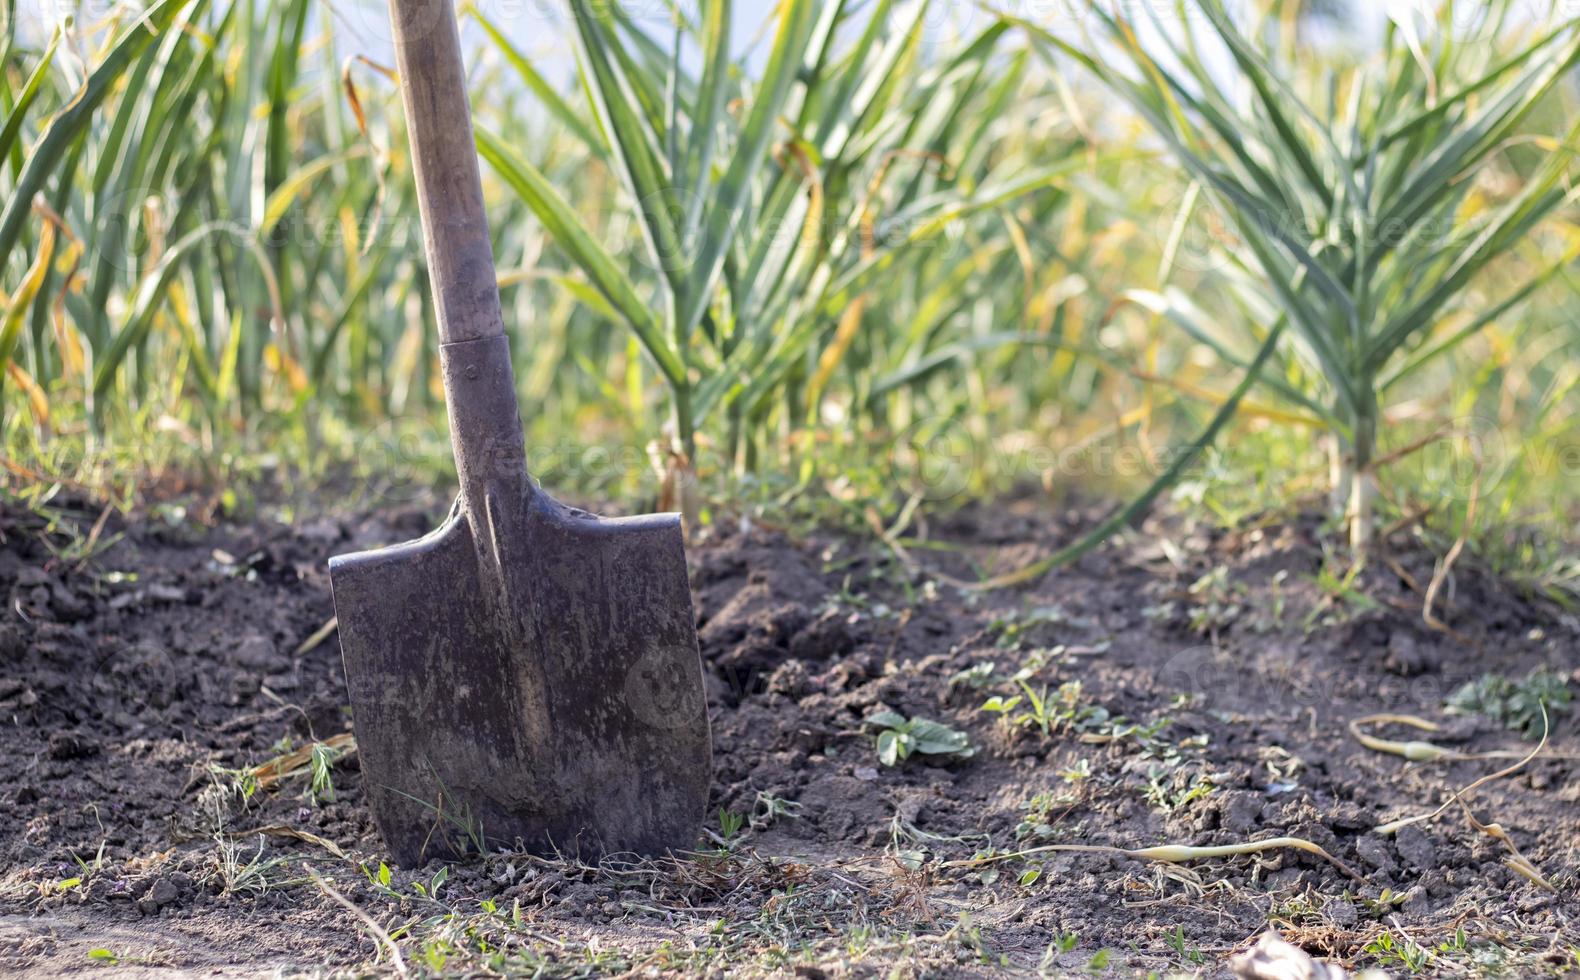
[389,0,532,514]
[389,0,504,347]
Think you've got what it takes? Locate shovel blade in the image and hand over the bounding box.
[329,494,711,865]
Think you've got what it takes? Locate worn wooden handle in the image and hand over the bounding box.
[389,0,504,347]
[389,0,532,515]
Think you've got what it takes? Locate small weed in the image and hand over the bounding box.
[1186,565,1245,637]
[1435,927,1468,958]
[1058,758,1093,782]
[1143,565,1250,640]
[1167,925,1206,966]
[953,913,1008,967]
[981,678,1097,736]
[749,792,802,831]
[1037,933,1082,971]
[979,678,1180,762]
[1365,930,1429,973]
[34,504,124,567]
[86,948,120,965]
[864,711,975,766]
[717,809,746,844]
[1426,928,1515,973]
[981,676,1062,736]
[1016,793,1065,841]
[846,924,878,957]
[307,741,344,803]
[987,605,1089,651]
[1303,558,1381,631]
[1351,887,1408,918]
[218,733,355,809]
[1446,668,1572,739]
[1273,892,1324,925]
[890,811,989,870]
[409,865,450,902]
[205,765,260,808]
[71,837,108,879]
[211,836,291,897]
[1142,769,1216,814]
[363,861,400,899]
[948,662,997,691]
[387,782,489,858]
[1267,569,1289,630]
[819,576,897,622]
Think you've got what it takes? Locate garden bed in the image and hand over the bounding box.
[0,492,1576,976]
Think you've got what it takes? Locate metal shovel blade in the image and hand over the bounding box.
[328,491,712,865]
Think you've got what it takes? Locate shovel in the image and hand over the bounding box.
[328,0,711,866]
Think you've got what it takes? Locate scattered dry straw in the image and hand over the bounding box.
[247,732,356,791]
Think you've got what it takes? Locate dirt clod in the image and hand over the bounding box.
[46,731,97,760]
[1216,789,1264,835]
[233,633,279,670]
[1393,824,1438,871]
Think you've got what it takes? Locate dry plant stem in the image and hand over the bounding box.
[1348,714,1458,762]
[1382,555,1426,598]
[1372,706,1550,836]
[1352,714,1459,761]
[1364,424,1456,472]
[1380,505,1433,545]
[1423,463,1480,636]
[1348,713,1571,763]
[72,503,115,570]
[295,616,339,656]
[942,837,1362,881]
[864,504,915,569]
[304,864,408,977]
[1454,798,1557,893]
[232,826,348,860]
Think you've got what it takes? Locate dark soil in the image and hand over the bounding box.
[1,491,1577,977]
